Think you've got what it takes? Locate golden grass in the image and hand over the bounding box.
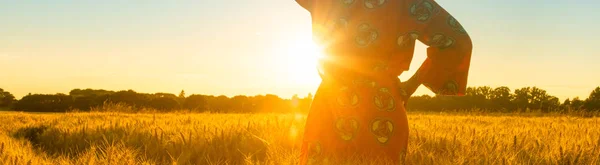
[0,111,598,165]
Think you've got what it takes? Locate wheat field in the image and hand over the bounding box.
[0,111,599,165]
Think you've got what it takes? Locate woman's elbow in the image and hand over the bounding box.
[462,34,473,54]
[453,34,472,58]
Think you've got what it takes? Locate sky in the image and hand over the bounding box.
[1,0,599,100]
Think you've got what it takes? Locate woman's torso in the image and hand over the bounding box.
[310,0,422,78]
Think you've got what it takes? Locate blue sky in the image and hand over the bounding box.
[1,0,599,100]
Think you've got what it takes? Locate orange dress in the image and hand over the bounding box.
[296,0,472,164]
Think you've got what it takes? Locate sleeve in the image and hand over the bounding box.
[413,0,473,96]
[296,0,313,11]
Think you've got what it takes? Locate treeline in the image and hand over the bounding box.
[407,86,600,113]
[0,86,599,113]
[6,89,313,113]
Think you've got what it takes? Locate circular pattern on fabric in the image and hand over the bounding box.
[364,0,386,9]
[429,33,455,49]
[327,18,349,31]
[317,18,349,45]
[409,0,439,22]
[398,87,408,98]
[353,78,379,89]
[355,23,379,47]
[336,86,359,108]
[341,0,355,7]
[372,62,389,72]
[447,15,467,35]
[399,149,407,164]
[335,117,359,141]
[307,141,323,164]
[397,31,419,47]
[369,81,378,88]
[440,80,459,95]
[371,118,394,144]
[374,88,395,111]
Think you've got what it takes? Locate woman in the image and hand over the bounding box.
[296,0,472,164]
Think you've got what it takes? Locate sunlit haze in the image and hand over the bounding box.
[1,0,599,100]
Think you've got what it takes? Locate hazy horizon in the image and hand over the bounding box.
[1,0,599,100]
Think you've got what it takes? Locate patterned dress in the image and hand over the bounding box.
[296,0,472,164]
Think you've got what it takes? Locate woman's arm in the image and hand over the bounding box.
[399,73,421,100]
[411,0,472,96]
[295,0,312,11]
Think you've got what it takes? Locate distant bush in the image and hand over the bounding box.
[149,97,180,111]
[14,94,73,112]
[70,89,113,111]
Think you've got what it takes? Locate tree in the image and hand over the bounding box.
[207,95,233,113]
[464,87,488,109]
[529,87,548,110]
[261,94,290,113]
[149,97,180,111]
[571,97,584,110]
[542,96,561,112]
[231,95,250,113]
[70,89,113,98]
[491,86,513,111]
[153,93,177,98]
[513,87,531,111]
[584,87,600,111]
[179,90,186,98]
[511,87,559,112]
[183,95,207,112]
[14,94,73,112]
[406,95,434,111]
[0,88,16,108]
[562,98,571,110]
[69,88,113,111]
[108,90,149,108]
[477,86,494,100]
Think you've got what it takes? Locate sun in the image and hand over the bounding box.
[281,37,325,86]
